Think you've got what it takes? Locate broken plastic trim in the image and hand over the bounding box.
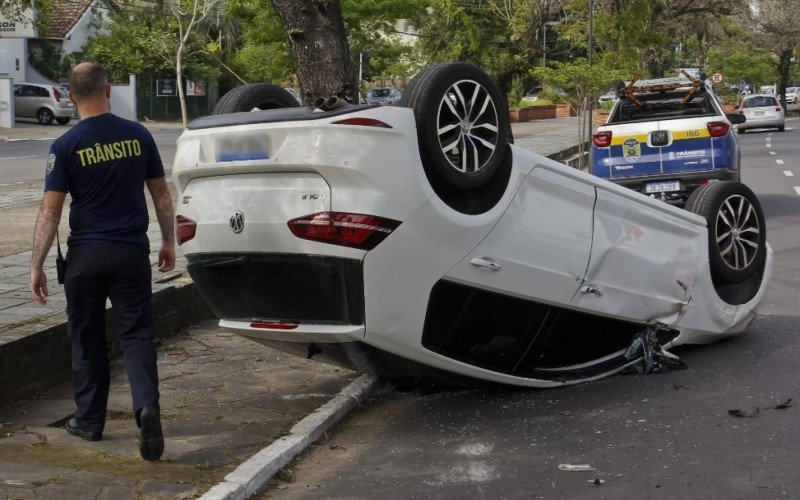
[624,327,687,374]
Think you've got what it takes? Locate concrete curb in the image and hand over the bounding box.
[200,374,384,500]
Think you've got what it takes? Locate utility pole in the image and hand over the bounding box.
[358,52,363,88]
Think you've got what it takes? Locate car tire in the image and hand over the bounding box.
[738,128,746,134]
[56,118,70,125]
[37,108,54,125]
[399,63,510,190]
[684,181,766,285]
[213,83,300,115]
[778,125,785,132]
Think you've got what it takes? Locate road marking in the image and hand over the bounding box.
[777,159,785,165]
[795,187,800,196]
[770,151,777,155]
[766,138,771,147]
[0,154,38,161]
[784,171,794,177]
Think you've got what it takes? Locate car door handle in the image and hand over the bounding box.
[470,257,501,271]
[580,284,604,297]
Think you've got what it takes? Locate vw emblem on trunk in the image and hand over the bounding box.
[229,211,245,234]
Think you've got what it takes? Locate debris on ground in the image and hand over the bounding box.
[673,383,690,390]
[767,398,792,410]
[558,464,595,471]
[588,478,605,486]
[728,407,760,418]
[624,328,688,374]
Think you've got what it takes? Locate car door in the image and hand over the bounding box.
[571,186,704,323]
[446,166,595,307]
[14,85,35,117]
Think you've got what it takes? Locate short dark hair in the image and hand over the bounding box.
[69,63,108,100]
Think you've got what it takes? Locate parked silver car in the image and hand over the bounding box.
[785,87,799,104]
[737,94,784,133]
[13,82,76,125]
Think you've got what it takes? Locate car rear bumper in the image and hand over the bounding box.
[187,252,365,327]
[607,169,740,195]
[740,116,784,129]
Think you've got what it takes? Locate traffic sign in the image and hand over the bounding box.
[711,72,724,84]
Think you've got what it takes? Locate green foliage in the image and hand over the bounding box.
[83,5,219,83]
[27,39,74,81]
[707,44,779,88]
[532,59,627,109]
[227,0,295,85]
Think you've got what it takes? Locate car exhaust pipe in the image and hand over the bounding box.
[313,96,352,112]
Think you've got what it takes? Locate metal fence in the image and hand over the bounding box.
[136,74,216,121]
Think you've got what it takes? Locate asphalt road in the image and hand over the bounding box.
[0,127,182,185]
[266,119,800,499]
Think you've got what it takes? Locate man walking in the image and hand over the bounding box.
[29,62,175,461]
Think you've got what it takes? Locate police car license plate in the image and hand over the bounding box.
[645,180,680,194]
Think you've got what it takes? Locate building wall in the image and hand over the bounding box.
[0,39,27,82]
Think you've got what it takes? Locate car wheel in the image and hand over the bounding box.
[778,125,785,132]
[685,181,766,285]
[56,117,70,125]
[399,63,510,190]
[213,83,300,115]
[37,108,54,125]
[737,128,746,134]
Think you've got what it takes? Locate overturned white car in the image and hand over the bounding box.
[172,64,772,388]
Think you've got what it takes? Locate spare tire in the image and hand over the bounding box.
[399,63,511,190]
[213,83,300,115]
[685,181,766,285]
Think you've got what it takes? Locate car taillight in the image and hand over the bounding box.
[593,130,612,147]
[287,212,401,250]
[176,215,196,245]
[52,87,61,100]
[332,117,393,129]
[707,121,730,137]
[250,321,299,330]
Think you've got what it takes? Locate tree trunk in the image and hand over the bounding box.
[176,44,188,128]
[269,0,357,104]
[777,48,792,108]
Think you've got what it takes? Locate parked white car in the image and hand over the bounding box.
[173,64,772,388]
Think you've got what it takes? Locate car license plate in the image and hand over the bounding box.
[645,180,680,194]
[754,111,764,116]
[216,136,269,162]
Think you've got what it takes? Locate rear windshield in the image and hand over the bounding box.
[743,96,777,108]
[609,92,717,124]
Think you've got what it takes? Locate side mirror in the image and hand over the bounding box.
[727,113,746,125]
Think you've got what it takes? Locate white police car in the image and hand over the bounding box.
[591,73,745,204]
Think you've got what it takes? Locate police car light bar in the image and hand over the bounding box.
[623,70,702,107]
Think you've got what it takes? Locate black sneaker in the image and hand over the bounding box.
[138,405,164,461]
[65,418,102,442]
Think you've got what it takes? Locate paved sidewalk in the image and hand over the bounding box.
[0,120,185,143]
[0,319,356,498]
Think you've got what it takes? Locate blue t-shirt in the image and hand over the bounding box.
[45,113,165,248]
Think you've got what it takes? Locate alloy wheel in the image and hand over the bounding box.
[436,79,500,174]
[716,194,760,270]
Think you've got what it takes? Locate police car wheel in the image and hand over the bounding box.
[685,181,766,285]
[400,63,510,190]
[37,108,54,125]
[213,83,300,115]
